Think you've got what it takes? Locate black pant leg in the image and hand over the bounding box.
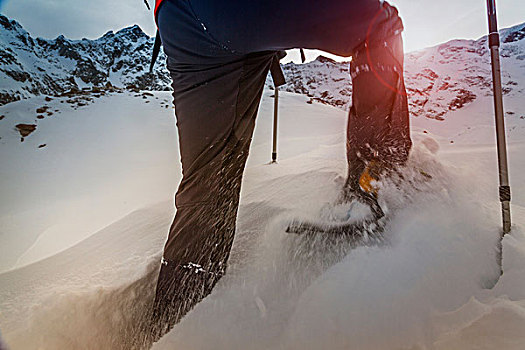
[151,0,413,338]
[151,52,275,339]
[345,3,412,189]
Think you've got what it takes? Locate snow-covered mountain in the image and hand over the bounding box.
[275,22,525,119]
[1,14,524,120]
[0,15,171,105]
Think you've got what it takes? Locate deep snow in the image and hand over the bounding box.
[1,87,525,349]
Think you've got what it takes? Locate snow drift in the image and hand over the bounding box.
[1,88,525,349]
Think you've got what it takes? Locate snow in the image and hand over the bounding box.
[1,82,525,349]
[0,91,179,270]
[0,15,171,105]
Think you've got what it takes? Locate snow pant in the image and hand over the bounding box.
[152,0,412,337]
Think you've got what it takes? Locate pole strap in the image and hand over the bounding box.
[300,48,306,63]
[270,51,286,87]
[499,185,511,202]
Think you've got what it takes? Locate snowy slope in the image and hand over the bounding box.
[0,91,178,271]
[0,87,525,349]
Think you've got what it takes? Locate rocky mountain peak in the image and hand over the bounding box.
[314,55,337,64]
[115,24,147,39]
[0,15,23,33]
[0,16,171,105]
[502,23,525,44]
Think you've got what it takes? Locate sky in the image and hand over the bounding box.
[1,0,524,62]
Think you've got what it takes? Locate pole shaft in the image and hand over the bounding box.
[490,48,511,187]
[489,34,512,237]
[272,87,279,162]
[486,0,511,238]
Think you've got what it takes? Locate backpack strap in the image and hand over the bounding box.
[149,31,162,73]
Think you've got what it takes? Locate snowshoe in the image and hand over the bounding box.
[286,159,388,242]
[285,156,434,241]
[286,188,385,241]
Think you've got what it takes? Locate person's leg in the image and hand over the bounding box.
[151,1,279,339]
[186,0,412,192]
[151,51,277,338]
[344,3,412,194]
[151,0,411,339]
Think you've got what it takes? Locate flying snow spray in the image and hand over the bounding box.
[485,0,511,273]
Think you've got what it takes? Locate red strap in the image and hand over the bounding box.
[154,0,164,19]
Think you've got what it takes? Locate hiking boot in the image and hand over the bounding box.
[338,161,388,219]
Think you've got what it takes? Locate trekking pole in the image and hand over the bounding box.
[485,0,511,271]
[269,50,286,164]
[272,85,279,163]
